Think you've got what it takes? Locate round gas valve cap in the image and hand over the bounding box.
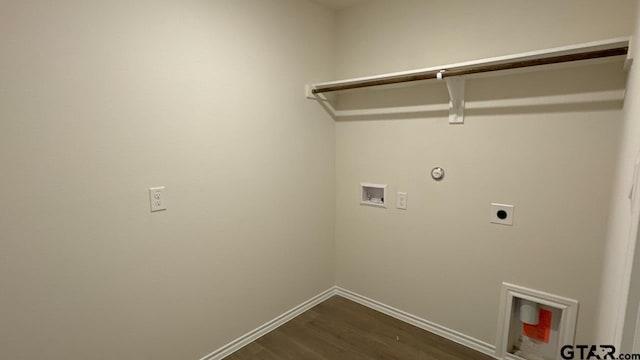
[431,167,445,181]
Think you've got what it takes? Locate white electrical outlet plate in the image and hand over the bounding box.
[397,192,407,210]
[149,186,167,212]
[490,203,514,225]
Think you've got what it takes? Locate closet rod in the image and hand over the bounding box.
[312,47,628,94]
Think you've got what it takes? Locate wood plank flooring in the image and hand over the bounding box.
[226,296,494,360]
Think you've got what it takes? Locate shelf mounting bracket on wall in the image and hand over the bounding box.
[441,73,465,124]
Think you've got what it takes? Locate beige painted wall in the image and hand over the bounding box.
[336,0,635,79]
[334,0,635,346]
[0,1,335,359]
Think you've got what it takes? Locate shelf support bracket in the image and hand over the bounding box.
[445,76,465,124]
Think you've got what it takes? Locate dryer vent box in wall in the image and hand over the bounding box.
[361,183,386,208]
[496,283,578,360]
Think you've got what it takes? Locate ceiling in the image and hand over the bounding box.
[311,0,366,10]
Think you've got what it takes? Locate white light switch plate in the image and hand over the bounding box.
[149,186,167,212]
[397,192,407,210]
[490,203,513,225]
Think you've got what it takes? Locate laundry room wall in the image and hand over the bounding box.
[0,1,336,359]
[333,0,636,346]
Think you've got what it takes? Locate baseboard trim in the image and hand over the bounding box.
[198,287,336,360]
[200,286,498,360]
[334,287,498,359]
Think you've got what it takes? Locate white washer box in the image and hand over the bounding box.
[360,183,387,208]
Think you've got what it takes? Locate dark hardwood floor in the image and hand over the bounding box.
[226,296,494,360]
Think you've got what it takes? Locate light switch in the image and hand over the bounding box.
[397,192,407,210]
[149,187,167,212]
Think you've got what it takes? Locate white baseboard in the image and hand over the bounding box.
[200,286,498,360]
[198,287,336,360]
[334,287,498,359]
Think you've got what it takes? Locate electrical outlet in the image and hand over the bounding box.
[490,203,514,225]
[397,192,407,210]
[149,187,167,212]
